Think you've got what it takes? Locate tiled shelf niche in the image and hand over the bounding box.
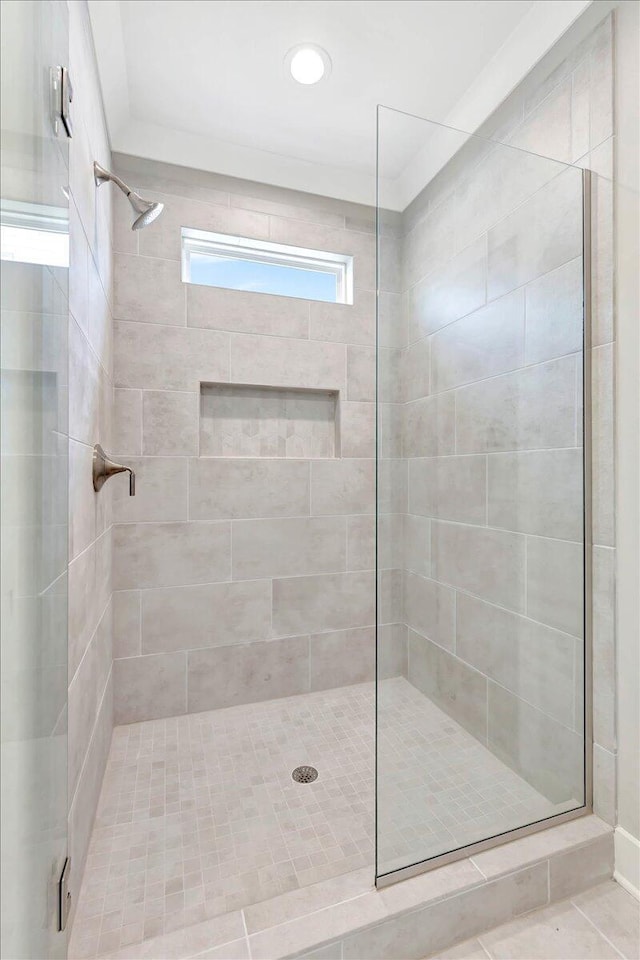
[200,382,340,458]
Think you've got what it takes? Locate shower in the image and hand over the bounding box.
[93,161,164,229]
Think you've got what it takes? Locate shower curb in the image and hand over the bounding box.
[88,815,612,960]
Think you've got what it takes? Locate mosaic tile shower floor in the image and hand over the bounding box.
[70,678,573,958]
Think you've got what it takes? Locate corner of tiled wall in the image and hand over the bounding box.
[67,0,114,924]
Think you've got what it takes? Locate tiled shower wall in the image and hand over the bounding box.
[110,156,404,723]
[397,16,614,813]
[67,0,114,910]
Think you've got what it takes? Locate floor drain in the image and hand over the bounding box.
[292,765,318,783]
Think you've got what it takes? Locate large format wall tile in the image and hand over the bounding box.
[524,257,583,364]
[431,521,526,612]
[114,652,186,723]
[526,535,584,637]
[231,517,346,580]
[487,165,582,299]
[488,448,583,540]
[114,253,185,325]
[187,283,309,339]
[115,320,230,390]
[113,456,188,523]
[403,394,455,458]
[310,459,374,516]
[456,593,577,728]
[142,390,199,456]
[409,455,486,524]
[404,572,455,651]
[272,571,374,636]
[230,334,346,391]
[309,627,375,690]
[113,521,230,589]
[487,682,583,803]
[408,630,488,741]
[189,458,310,520]
[141,580,272,653]
[430,289,524,392]
[187,637,309,712]
[407,235,486,342]
[455,356,577,454]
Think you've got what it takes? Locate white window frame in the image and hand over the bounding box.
[181,227,354,304]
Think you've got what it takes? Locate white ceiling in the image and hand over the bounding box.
[89,0,592,209]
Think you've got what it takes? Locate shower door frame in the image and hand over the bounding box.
[373,144,594,888]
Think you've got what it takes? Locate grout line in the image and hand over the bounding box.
[571,901,626,959]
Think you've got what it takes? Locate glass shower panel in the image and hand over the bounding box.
[1,1,69,955]
[376,106,588,881]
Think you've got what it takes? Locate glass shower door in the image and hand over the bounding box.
[1,1,70,954]
[375,106,589,882]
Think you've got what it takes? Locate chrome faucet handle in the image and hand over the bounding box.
[92,444,136,496]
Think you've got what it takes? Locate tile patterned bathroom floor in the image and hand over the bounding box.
[70,678,575,958]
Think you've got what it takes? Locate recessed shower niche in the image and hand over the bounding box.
[200,382,340,458]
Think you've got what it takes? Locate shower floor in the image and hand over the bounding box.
[69,678,571,959]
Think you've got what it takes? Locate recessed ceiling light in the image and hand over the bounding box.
[285,44,331,85]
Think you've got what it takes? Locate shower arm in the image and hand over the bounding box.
[94,162,134,197]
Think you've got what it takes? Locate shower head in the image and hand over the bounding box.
[93,162,164,231]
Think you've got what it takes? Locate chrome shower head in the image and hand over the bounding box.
[93,162,164,231]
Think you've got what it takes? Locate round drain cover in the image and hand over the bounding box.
[292,765,318,783]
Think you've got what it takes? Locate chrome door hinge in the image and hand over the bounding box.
[51,66,73,138]
[57,857,71,932]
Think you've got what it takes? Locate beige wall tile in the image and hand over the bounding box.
[113,590,141,659]
[114,652,186,723]
[113,457,188,522]
[142,390,198,456]
[526,535,583,636]
[115,321,230,391]
[455,356,577,454]
[309,627,374,690]
[347,515,376,571]
[232,517,346,580]
[310,291,375,346]
[230,334,345,392]
[432,521,526,612]
[431,290,524,393]
[591,343,614,546]
[339,402,375,458]
[592,545,615,751]
[403,394,455,458]
[409,455,486,524]
[407,235,486,342]
[113,521,230,589]
[138,193,269,261]
[142,579,272,653]
[187,283,309,339]
[113,388,142,455]
[272,571,374,636]
[408,630,487,740]
[456,593,576,727]
[404,573,455,651]
[346,345,375,401]
[488,682,583,803]
[403,514,431,578]
[378,623,408,679]
[311,459,374,516]
[402,336,430,401]
[487,166,582,300]
[524,257,583,364]
[488,448,583,540]
[189,458,309,520]
[187,637,309,712]
[114,253,185,325]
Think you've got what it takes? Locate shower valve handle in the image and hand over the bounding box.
[92,444,136,495]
